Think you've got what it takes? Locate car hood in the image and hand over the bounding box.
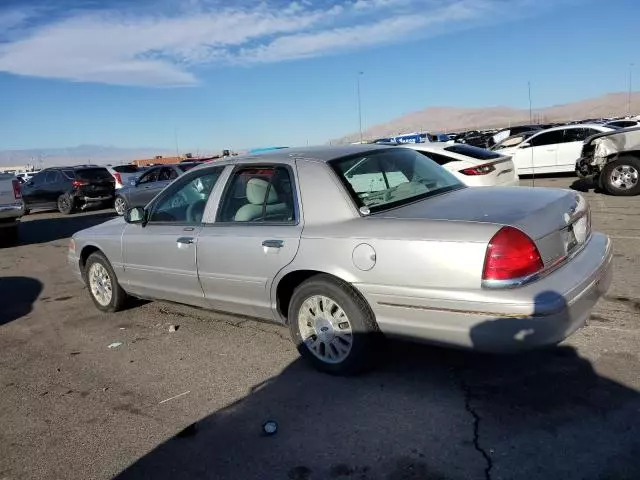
[375,186,584,241]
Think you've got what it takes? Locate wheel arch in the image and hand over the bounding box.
[274,268,369,323]
[79,244,103,271]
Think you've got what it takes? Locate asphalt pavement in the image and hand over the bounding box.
[0,176,638,480]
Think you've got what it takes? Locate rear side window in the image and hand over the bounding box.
[530,130,564,147]
[62,169,75,180]
[76,168,112,181]
[113,165,138,173]
[45,171,60,183]
[444,144,501,160]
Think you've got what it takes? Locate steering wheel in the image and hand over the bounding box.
[187,200,207,223]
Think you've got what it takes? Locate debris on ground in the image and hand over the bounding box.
[107,342,122,349]
[262,420,278,436]
[168,324,179,333]
[159,390,190,404]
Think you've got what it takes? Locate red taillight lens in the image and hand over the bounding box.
[460,163,496,176]
[11,179,21,199]
[113,172,122,186]
[482,226,543,281]
[72,180,88,187]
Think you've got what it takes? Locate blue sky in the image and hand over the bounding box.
[0,0,638,151]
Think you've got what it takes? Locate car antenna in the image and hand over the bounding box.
[528,81,535,188]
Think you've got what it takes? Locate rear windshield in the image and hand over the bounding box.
[75,168,113,181]
[444,144,501,160]
[179,163,198,172]
[112,165,138,173]
[330,148,464,213]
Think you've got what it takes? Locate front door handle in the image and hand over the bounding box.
[262,239,284,248]
[177,236,194,245]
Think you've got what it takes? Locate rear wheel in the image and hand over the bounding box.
[85,251,127,312]
[602,156,640,196]
[288,275,381,375]
[114,196,128,216]
[57,193,75,214]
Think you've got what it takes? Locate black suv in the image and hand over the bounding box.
[22,165,115,214]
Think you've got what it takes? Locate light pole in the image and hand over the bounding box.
[357,71,364,143]
[628,63,634,117]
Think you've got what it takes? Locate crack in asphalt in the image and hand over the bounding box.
[462,380,493,480]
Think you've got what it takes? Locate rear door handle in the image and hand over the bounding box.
[177,236,194,245]
[262,239,284,248]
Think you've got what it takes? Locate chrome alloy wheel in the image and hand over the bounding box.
[114,197,127,215]
[610,165,639,190]
[297,295,353,364]
[89,262,113,307]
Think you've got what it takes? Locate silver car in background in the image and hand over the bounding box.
[113,162,200,215]
[69,145,612,374]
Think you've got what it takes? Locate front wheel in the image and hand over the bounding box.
[85,252,128,312]
[288,275,381,375]
[114,196,128,216]
[602,156,640,196]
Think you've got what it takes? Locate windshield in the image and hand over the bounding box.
[491,132,535,150]
[330,148,464,213]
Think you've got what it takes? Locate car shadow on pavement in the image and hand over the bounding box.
[17,211,116,245]
[0,277,43,326]
[115,291,640,480]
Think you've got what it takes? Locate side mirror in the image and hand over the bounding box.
[519,142,531,149]
[124,207,146,225]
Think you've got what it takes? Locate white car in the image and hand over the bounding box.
[399,143,519,187]
[496,124,615,175]
[106,165,143,189]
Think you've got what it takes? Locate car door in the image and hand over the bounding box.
[556,128,599,172]
[128,167,161,207]
[512,130,564,174]
[43,170,64,203]
[196,163,302,319]
[21,170,49,207]
[121,166,225,306]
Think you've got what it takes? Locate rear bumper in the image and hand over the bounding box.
[0,203,25,222]
[355,232,613,353]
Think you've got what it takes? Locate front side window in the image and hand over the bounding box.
[30,171,47,185]
[218,166,296,223]
[331,148,464,213]
[148,168,223,224]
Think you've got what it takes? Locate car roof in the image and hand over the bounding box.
[210,144,395,166]
[537,123,611,133]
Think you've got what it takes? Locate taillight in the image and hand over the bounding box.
[460,163,496,176]
[113,172,122,186]
[482,227,543,282]
[72,180,88,187]
[11,179,21,199]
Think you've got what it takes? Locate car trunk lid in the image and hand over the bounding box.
[376,186,590,268]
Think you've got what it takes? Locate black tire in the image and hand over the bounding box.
[601,156,640,196]
[288,274,382,375]
[57,193,75,214]
[114,195,128,216]
[84,251,128,312]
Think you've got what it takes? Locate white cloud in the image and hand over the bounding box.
[0,0,569,87]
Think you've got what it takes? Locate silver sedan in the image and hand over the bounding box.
[68,145,612,374]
